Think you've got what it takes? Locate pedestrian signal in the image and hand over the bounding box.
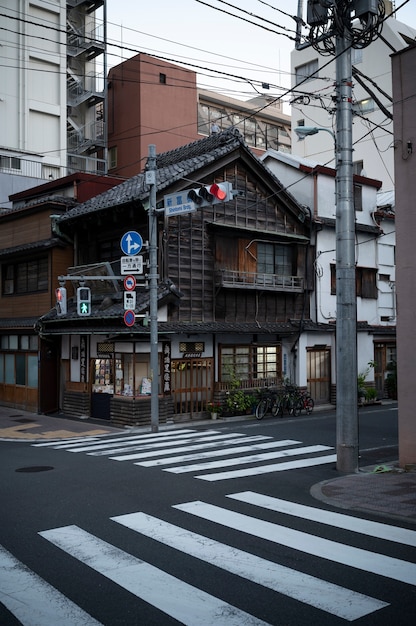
[55,287,67,316]
[77,287,91,316]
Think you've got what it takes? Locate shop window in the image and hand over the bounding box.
[220,344,281,382]
[27,355,38,387]
[5,354,15,384]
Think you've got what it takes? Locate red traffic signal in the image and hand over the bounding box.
[209,183,227,201]
[187,182,233,207]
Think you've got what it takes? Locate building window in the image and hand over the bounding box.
[0,155,21,171]
[108,146,117,170]
[295,59,319,84]
[353,160,364,176]
[330,264,377,298]
[2,257,48,295]
[0,334,38,388]
[354,184,363,211]
[257,243,293,276]
[220,344,282,382]
[159,73,166,84]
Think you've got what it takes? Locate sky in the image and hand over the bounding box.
[105,0,416,112]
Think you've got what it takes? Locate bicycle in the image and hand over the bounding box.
[291,388,315,416]
[255,388,281,420]
[278,384,300,416]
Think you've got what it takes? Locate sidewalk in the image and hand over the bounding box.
[1,404,415,524]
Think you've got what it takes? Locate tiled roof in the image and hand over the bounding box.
[57,128,305,223]
[0,238,66,260]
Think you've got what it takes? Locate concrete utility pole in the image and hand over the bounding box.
[146,144,159,433]
[303,0,385,472]
[334,30,358,473]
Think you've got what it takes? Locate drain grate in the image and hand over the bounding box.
[15,466,54,473]
[9,414,24,418]
[14,418,35,423]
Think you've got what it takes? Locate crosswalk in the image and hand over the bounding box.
[33,428,337,480]
[2,490,416,624]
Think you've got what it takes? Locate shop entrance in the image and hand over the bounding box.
[171,358,214,417]
[90,357,113,420]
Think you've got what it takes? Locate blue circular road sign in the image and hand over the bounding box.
[120,231,143,256]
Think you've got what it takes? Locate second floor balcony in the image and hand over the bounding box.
[215,269,304,292]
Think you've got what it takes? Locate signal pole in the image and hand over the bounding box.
[146,145,159,433]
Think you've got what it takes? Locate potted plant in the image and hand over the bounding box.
[206,401,222,420]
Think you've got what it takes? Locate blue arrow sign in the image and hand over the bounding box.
[120,231,143,256]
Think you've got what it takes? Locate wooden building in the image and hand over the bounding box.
[33,129,316,426]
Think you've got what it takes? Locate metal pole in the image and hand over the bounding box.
[335,24,358,472]
[147,144,159,432]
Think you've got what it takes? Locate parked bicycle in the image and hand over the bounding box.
[277,383,315,417]
[255,388,280,420]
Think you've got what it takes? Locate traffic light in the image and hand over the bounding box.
[187,182,233,207]
[77,287,91,316]
[55,286,67,316]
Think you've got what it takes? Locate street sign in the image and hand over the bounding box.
[120,256,143,275]
[124,291,136,310]
[124,275,137,291]
[165,202,197,217]
[123,309,135,327]
[163,191,197,217]
[120,231,143,256]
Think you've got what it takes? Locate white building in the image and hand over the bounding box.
[261,149,396,400]
[0,1,106,207]
[290,3,416,190]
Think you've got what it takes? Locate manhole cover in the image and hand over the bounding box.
[15,466,54,473]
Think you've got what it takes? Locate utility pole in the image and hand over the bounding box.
[146,144,159,433]
[303,0,385,472]
[334,28,357,473]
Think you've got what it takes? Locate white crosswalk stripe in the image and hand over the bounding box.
[39,525,269,626]
[173,500,416,586]
[111,510,388,621]
[4,491,415,624]
[32,428,336,480]
[0,545,102,625]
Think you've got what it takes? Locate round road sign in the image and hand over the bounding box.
[124,310,135,327]
[124,275,137,291]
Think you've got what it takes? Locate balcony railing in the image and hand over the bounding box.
[215,269,304,292]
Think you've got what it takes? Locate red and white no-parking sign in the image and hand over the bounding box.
[124,275,136,291]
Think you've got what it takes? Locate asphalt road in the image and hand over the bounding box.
[1,403,415,625]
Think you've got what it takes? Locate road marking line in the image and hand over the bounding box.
[136,439,300,467]
[173,501,416,586]
[0,545,102,625]
[195,453,338,480]
[111,511,388,621]
[166,444,332,474]
[109,433,250,461]
[228,491,416,547]
[39,525,269,626]
[33,428,199,449]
